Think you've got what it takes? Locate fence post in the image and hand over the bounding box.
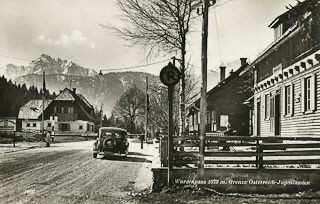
[13,132,16,147]
[256,138,263,169]
[259,147,264,169]
[256,138,259,168]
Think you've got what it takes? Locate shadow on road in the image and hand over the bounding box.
[128,152,151,157]
[99,154,152,163]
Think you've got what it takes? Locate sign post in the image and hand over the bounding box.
[0,118,17,147]
[160,62,181,187]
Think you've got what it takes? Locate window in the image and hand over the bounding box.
[283,84,294,116]
[274,23,283,40]
[68,107,74,114]
[189,115,193,126]
[286,86,291,115]
[26,123,30,127]
[193,113,199,125]
[33,123,37,127]
[254,70,258,85]
[47,123,51,127]
[265,94,270,119]
[54,107,57,113]
[206,111,210,124]
[306,77,311,110]
[211,110,217,131]
[59,123,70,131]
[79,125,83,130]
[270,97,275,118]
[61,107,64,113]
[301,75,316,113]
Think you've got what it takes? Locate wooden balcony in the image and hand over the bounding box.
[52,113,78,121]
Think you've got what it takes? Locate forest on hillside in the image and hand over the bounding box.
[0,75,56,117]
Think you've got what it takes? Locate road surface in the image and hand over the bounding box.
[0,139,154,204]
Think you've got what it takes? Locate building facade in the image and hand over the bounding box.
[18,88,95,133]
[248,1,320,137]
[188,58,253,136]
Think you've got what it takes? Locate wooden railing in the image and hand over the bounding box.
[160,135,320,169]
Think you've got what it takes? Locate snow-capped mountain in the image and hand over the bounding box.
[0,54,156,116]
[0,54,98,79]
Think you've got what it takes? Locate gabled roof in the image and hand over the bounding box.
[243,0,314,73]
[269,0,312,28]
[18,88,95,121]
[55,88,95,121]
[77,93,93,109]
[187,62,249,111]
[55,88,77,101]
[18,100,52,119]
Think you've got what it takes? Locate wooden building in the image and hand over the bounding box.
[187,58,253,136]
[18,88,95,133]
[244,0,320,137]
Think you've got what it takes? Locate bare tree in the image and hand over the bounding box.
[112,85,146,133]
[148,82,180,134]
[104,0,201,135]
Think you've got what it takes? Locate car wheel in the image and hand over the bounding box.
[93,153,97,158]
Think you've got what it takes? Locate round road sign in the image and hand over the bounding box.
[160,62,181,86]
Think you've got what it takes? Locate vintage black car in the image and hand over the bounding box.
[93,127,129,158]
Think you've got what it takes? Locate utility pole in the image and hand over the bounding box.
[145,76,149,142]
[42,71,45,143]
[100,103,103,128]
[198,0,216,176]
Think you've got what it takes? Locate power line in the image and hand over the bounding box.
[1,53,202,73]
[100,59,170,72]
[0,54,33,62]
[214,7,223,63]
[0,53,170,72]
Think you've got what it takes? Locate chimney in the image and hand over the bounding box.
[240,58,247,66]
[73,88,76,94]
[220,65,226,82]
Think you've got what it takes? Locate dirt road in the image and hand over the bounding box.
[0,139,153,204]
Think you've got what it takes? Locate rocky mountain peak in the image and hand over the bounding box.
[1,54,98,79]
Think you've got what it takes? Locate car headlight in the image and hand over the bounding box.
[115,134,121,139]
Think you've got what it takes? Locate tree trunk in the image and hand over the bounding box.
[179,38,186,135]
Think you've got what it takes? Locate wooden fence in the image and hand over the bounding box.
[160,135,320,169]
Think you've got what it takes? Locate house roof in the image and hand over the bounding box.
[18,88,95,121]
[187,62,249,111]
[18,100,52,119]
[55,88,95,121]
[242,0,314,74]
[77,93,93,109]
[55,88,77,101]
[269,0,312,28]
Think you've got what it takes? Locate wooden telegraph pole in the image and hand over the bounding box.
[199,0,216,176]
[145,76,149,142]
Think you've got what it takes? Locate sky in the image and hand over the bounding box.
[0,0,298,76]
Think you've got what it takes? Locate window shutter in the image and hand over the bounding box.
[310,74,316,111]
[301,79,305,113]
[282,87,286,116]
[291,83,294,115]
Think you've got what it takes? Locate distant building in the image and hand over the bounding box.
[246,1,320,137]
[18,88,95,133]
[187,58,253,136]
[18,100,52,132]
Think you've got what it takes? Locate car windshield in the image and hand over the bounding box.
[100,132,122,138]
